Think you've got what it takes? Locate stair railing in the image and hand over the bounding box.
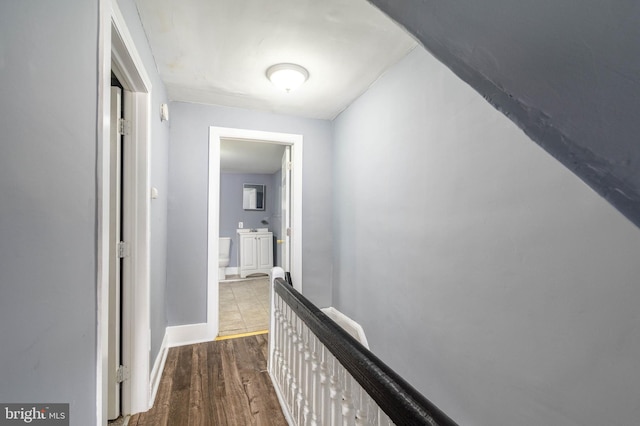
[268,267,457,426]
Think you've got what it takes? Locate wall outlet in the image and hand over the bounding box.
[238,222,243,229]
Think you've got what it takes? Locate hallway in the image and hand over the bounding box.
[129,334,286,425]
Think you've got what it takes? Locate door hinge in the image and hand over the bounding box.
[286,228,291,237]
[118,118,130,136]
[287,161,292,171]
[117,241,129,258]
[116,365,129,384]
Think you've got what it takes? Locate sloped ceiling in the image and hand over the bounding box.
[369,0,640,227]
[134,0,416,119]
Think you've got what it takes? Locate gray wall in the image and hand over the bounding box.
[370,0,640,228]
[333,46,640,425]
[167,102,333,326]
[0,1,170,423]
[116,0,170,374]
[0,1,98,423]
[220,173,275,267]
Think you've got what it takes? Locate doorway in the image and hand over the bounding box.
[217,140,290,337]
[208,127,303,338]
[99,2,153,423]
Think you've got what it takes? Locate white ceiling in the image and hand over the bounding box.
[134,0,416,119]
[220,138,285,174]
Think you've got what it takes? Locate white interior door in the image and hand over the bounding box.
[108,86,123,420]
[280,146,291,273]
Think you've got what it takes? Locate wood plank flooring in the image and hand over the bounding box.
[129,334,287,426]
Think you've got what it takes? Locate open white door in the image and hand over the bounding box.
[108,86,123,420]
[280,146,291,273]
[99,4,153,422]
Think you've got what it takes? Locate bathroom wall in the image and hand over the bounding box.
[220,172,275,267]
[332,46,640,425]
[167,101,333,326]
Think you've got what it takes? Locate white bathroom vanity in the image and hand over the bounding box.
[237,229,273,278]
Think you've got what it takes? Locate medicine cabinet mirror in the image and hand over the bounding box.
[243,183,265,210]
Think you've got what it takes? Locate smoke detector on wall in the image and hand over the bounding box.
[160,103,169,121]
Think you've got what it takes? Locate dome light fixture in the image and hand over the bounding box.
[266,63,309,93]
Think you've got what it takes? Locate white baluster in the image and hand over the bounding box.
[283,304,294,402]
[341,368,355,426]
[296,318,307,425]
[362,388,377,426]
[309,334,320,426]
[277,296,286,389]
[319,346,330,425]
[278,300,287,389]
[300,326,312,425]
[272,294,282,382]
[354,386,368,426]
[289,314,299,416]
[279,297,290,392]
[329,359,343,426]
[294,317,304,425]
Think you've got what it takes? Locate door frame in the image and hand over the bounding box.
[208,127,303,336]
[98,0,152,423]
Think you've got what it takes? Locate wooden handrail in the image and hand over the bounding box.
[273,277,458,426]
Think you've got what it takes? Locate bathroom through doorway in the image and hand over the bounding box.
[207,127,303,339]
[218,140,288,336]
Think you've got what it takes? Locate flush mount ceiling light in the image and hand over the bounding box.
[266,63,309,93]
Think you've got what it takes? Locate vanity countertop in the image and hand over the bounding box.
[237,228,269,233]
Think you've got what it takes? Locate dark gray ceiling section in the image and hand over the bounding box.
[368,0,640,227]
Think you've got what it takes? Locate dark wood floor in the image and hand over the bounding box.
[129,334,288,426]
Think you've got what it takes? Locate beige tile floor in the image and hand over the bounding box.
[218,276,270,337]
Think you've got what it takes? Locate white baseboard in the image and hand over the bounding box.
[148,323,217,408]
[166,322,216,348]
[268,370,295,426]
[225,266,238,276]
[148,330,169,408]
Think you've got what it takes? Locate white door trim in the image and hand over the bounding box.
[98,0,152,423]
[208,127,303,336]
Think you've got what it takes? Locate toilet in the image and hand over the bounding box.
[218,237,231,280]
